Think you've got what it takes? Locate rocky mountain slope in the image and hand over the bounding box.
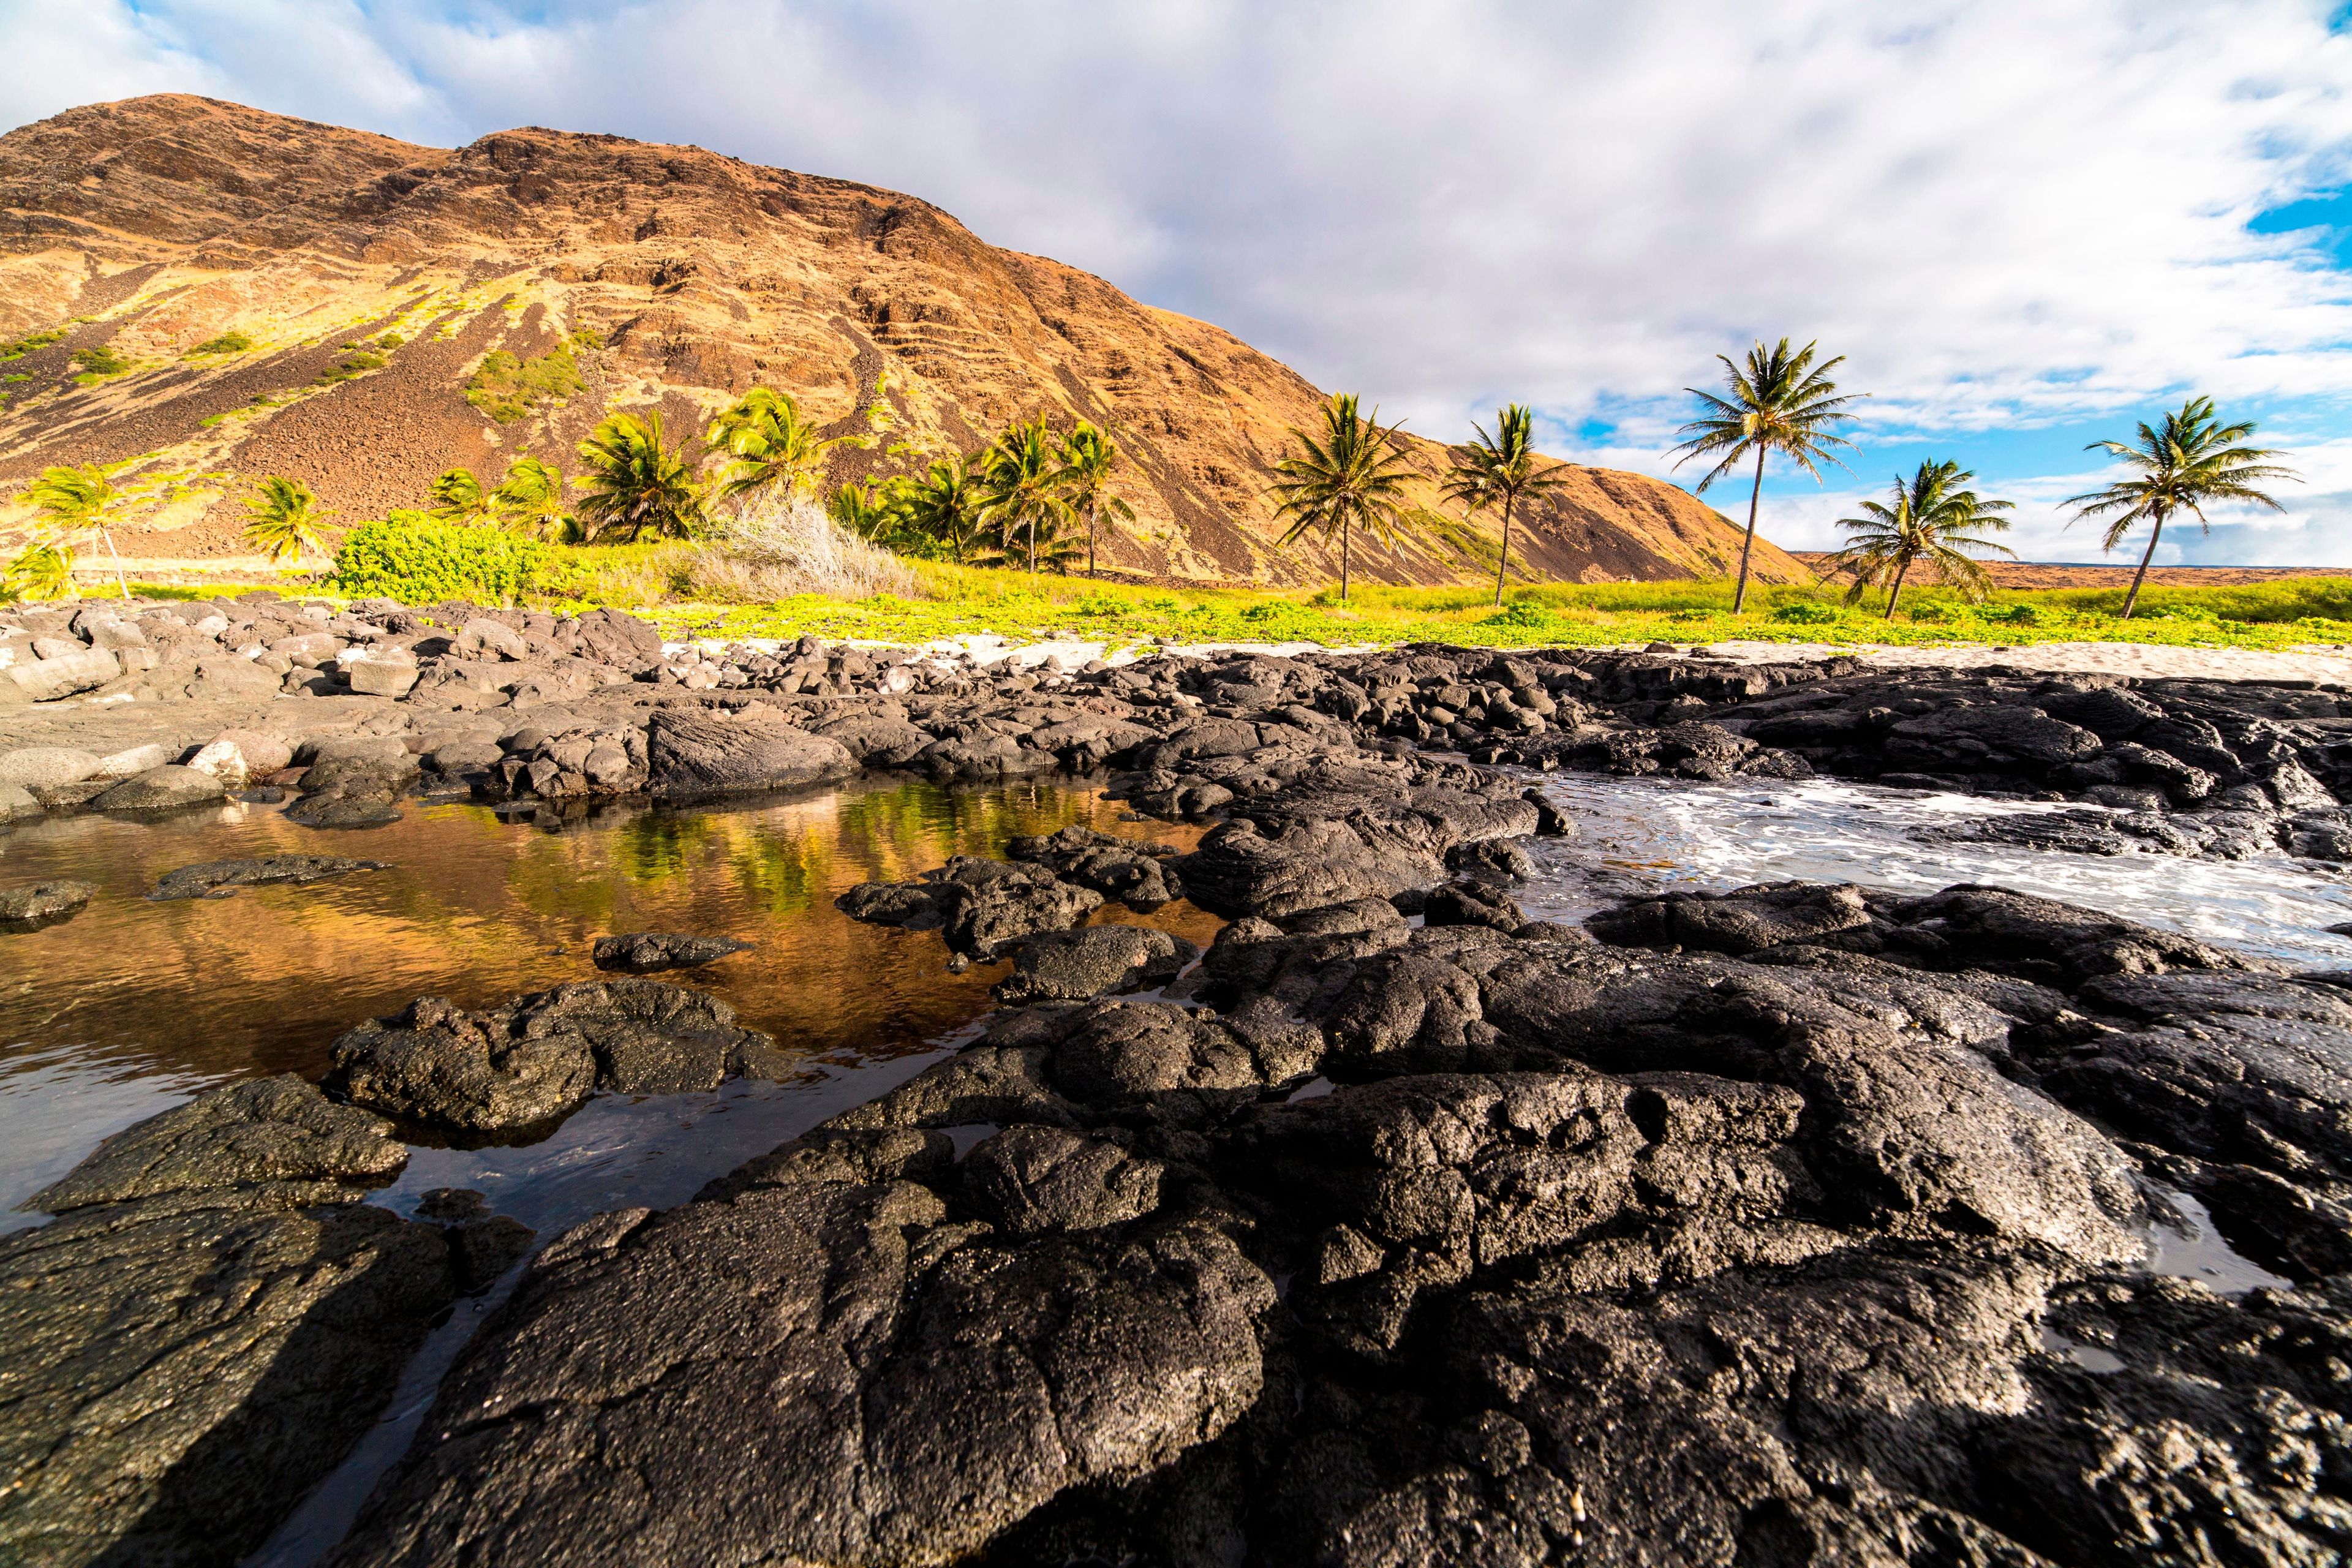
[0,94,1807,588]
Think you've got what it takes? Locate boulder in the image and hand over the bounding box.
[0,1191,454,1567]
[993,925,1199,1003]
[1586,880,1873,955]
[647,710,858,799]
[322,1151,1268,1568]
[325,980,787,1134]
[90,764,227,812]
[0,878,96,928]
[26,1074,407,1212]
[347,656,421,697]
[187,728,294,782]
[590,932,754,972]
[149,854,389,902]
[0,746,103,789]
[1006,826,1186,908]
[93,742,172,778]
[7,646,118,701]
[962,1125,1166,1235]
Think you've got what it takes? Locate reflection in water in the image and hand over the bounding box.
[0,778,1214,1226]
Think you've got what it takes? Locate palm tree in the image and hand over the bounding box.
[17,462,148,598]
[977,418,1077,576]
[827,481,894,543]
[1830,460,2016,619]
[1440,404,1570,605]
[4,541,75,601]
[707,388,865,502]
[243,476,329,566]
[575,412,704,543]
[895,454,990,564]
[1057,420,1137,578]
[2065,397,2301,619]
[1267,393,1414,603]
[428,467,497,526]
[492,457,574,541]
[1668,338,1863,613]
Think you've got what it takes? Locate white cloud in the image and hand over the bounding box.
[7,0,2352,560]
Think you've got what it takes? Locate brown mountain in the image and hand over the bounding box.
[0,94,1808,588]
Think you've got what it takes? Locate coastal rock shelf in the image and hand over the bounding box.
[7,602,2352,1566]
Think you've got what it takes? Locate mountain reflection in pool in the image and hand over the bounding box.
[0,778,1215,1229]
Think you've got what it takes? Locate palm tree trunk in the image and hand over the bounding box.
[1732,447,1766,614]
[1087,497,1098,579]
[2121,517,2163,619]
[1340,519,1351,604]
[100,529,130,599]
[1883,557,1909,620]
[1493,493,1514,607]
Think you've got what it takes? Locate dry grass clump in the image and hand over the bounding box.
[686,494,924,601]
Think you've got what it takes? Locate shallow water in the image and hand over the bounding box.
[0,778,1214,1231]
[1521,772,2352,967]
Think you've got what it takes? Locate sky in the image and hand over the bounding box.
[5,0,2352,564]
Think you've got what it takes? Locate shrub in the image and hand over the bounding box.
[685,494,921,601]
[329,513,549,605]
[1768,600,1842,625]
[71,345,130,379]
[186,331,254,356]
[1480,598,1555,630]
[466,342,585,422]
[0,328,66,361]
[315,349,386,386]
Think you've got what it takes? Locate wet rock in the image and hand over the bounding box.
[0,878,95,929]
[646,710,858,799]
[1586,880,1872,956]
[1423,878,1528,931]
[963,1125,1167,1235]
[590,932,754,972]
[840,857,1103,959]
[325,1153,1270,1568]
[285,743,420,827]
[992,925,1199,1003]
[1445,836,1534,884]
[326,979,788,1133]
[90,763,227,812]
[1006,824,1186,907]
[149,853,390,901]
[0,1189,455,1568]
[1175,817,1427,920]
[0,783,37,822]
[26,1074,407,1212]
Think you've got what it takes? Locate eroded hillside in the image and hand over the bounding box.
[0,94,1806,587]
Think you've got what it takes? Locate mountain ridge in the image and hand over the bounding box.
[0,93,1809,589]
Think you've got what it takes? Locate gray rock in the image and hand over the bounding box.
[590,932,753,972]
[324,1146,1269,1568]
[7,646,118,701]
[646,710,858,799]
[347,657,421,697]
[963,1125,1166,1235]
[90,764,228,812]
[0,746,104,789]
[1586,880,1872,955]
[839,857,1105,959]
[149,854,390,902]
[0,1190,454,1568]
[92,742,171,779]
[0,879,96,928]
[1006,826,1186,908]
[993,925,1199,1003]
[26,1074,407,1212]
[0,783,37,822]
[325,980,786,1134]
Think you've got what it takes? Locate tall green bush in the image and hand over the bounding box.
[329,513,549,603]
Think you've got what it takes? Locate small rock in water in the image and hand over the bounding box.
[149,853,390,901]
[0,878,96,929]
[591,932,755,972]
[414,1187,491,1221]
[90,764,227,813]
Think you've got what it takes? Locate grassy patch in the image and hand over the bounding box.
[314,349,387,386]
[0,328,66,361]
[465,340,585,422]
[186,331,255,357]
[70,345,131,383]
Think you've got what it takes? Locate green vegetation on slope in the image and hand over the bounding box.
[467,338,588,422]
